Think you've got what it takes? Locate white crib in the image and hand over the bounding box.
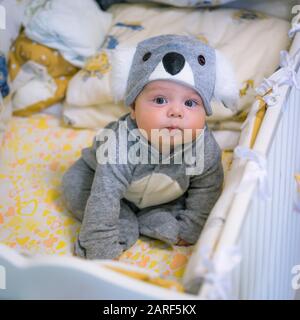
[1,0,300,300]
[185,31,300,300]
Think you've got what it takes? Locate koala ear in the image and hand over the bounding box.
[214,50,239,111]
[110,46,137,102]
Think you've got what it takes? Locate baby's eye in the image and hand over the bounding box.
[184,99,198,108]
[153,97,167,105]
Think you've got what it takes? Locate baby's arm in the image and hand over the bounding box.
[177,157,224,245]
[76,162,132,260]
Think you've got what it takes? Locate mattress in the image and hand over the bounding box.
[0,113,233,285]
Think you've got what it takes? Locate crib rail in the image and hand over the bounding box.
[231,70,300,300]
[194,31,300,300]
[0,244,196,299]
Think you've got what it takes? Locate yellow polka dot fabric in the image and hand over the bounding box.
[0,114,232,282]
[119,238,193,280]
[0,115,88,255]
[8,32,79,116]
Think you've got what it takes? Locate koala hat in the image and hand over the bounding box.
[111,34,239,116]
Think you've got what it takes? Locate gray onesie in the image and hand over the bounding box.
[62,113,224,260]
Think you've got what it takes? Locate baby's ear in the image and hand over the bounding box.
[110,46,137,102]
[213,50,239,111]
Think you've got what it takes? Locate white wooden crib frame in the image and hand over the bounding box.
[1,1,300,300]
[184,23,300,300]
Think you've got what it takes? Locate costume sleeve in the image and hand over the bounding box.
[177,156,224,244]
[76,162,132,259]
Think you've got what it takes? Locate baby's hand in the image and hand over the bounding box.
[175,238,191,246]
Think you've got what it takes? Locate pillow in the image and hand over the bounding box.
[23,0,113,67]
[0,0,32,57]
[66,51,113,107]
[0,97,11,148]
[127,0,236,7]
[222,0,297,20]
[0,53,9,98]
[96,0,236,11]
[0,0,31,126]
[64,4,290,128]
[0,41,11,144]
[8,32,79,116]
[63,101,128,129]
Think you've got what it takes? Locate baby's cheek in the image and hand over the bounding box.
[185,116,205,142]
[193,111,206,129]
[186,110,205,126]
[145,109,165,128]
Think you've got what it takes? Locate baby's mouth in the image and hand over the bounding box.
[164,126,182,131]
[163,127,183,136]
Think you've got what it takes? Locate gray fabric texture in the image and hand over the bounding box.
[62,113,223,260]
[125,34,216,115]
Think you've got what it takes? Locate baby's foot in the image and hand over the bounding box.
[175,238,191,246]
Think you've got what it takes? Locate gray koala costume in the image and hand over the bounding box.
[62,35,238,260]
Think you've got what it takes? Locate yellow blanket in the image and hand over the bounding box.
[0,114,233,283]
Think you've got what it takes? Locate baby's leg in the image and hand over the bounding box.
[62,158,94,221]
[137,196,185,245]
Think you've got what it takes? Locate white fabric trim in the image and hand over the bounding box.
[234,146,270,200]
[124,173,184,209]
[198,245,241,300]
[148,60,195,87]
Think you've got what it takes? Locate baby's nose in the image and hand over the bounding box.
[167,105,184,118]
[162,52,185,75]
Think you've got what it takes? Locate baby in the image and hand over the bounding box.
[62,35,238,260]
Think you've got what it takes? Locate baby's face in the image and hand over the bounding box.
[131,80,206,148]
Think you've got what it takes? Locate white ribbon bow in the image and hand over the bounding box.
[278,50,300,89]
[288,13,300,38]
[255,78,280,107]
[289,23,300,38]
[253,50,300,110]
[199,246,241,300]
[234,146,270,200]
[289,7,300,38]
